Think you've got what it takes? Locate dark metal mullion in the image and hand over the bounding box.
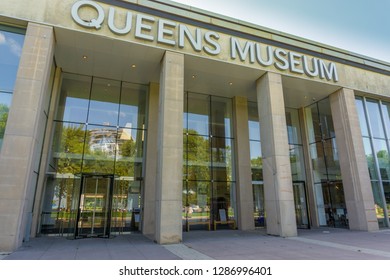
[106,175,114,238]
[209,96,215,225]
[184,92,189,229]
[79,77,94,174]
[112,81,123,176]
[74,176,86,239]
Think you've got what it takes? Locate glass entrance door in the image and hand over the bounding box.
[253,183,265,227]
[293,181,309,229]
[75,174,114,238]
[322,181,348,228]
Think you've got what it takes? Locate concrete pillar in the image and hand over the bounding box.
[155,51,184,244]
[31,67,61,237]
[233,96,255,230]
[142,82,159,237]
[329,88,379,231]
[0,23,54,251]
[256,72,297,237]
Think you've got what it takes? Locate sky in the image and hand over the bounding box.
[0,31,24,92]
[170,0,390,63]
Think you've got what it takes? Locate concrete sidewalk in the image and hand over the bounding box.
[2,228,390,260]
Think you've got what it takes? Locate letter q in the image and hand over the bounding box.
[71,0,105,29]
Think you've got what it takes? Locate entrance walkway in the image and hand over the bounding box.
[2,228,390,260]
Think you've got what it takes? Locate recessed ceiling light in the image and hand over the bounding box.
[82,55,88,59]
[131,64,136,68]
[229,82,233,86]
[192,75,196,79]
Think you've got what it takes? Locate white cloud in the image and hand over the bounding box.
[0,32,22,57]
[7,38,22,57]
[0,32,6,44]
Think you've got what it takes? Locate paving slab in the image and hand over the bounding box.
[2,228,390,260]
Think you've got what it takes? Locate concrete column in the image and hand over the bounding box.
[142,82,159,237]
[31,67,61,237]
[329,88,379,231]
[233,96,255,230]
[256,72,297,237]
[155,51,184,244]
[0,23,54,251]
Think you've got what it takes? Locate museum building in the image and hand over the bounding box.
[0,0,389,252]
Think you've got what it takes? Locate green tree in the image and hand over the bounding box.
[56,124,86,174]
[0,104,9,138]
[184,129,210,181]
[120,138,136,157]
[377,149,389,160]
[251,156,263,181]
[115,138,139,177]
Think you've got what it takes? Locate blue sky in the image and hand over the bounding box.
[0,31,24,92]
[171,0,390,63]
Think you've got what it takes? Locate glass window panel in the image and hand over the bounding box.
[305,104,321,143]
[82,125,116,174]
[363,137,378,180]
[250,140,262,161]
[323,138,342,181]
[355,98,369,137]
[111,178,140,233]
[286,108,302,144]
[253,184,265,227]
[183,92,188,132]
[314,183,327,226]
[327,182,347,228]
[40,175,81,235]
[382,102,390,136]
[183,181,211,228]
[310,142,327,183]
[248,121,260,141]
[383,181,390,221]
[182,181,188,224]
[0,30,25,92]
[0,91,12,108]
[183,135,188,180]
[366,99,385,139]
[373,139,390,180]
[119,82,147,129]
[187,135,210,181]
[0,28,24,150]
[290,145,306,181]
[250,140,262,181]
[212,137,233,182]
[57,74,91,123]
[212,182,235,222]
[211,96,232,138]
[187,93,209,136]
[248,101,260,141]
[0,121,5,149]
[115,128,144,178]
[0,92,12,150]
[371,181,386,227]
[318,98,335,139]
[50,121,85,174]
[88,78,120,126]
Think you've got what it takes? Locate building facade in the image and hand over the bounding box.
[0,0,389,252]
